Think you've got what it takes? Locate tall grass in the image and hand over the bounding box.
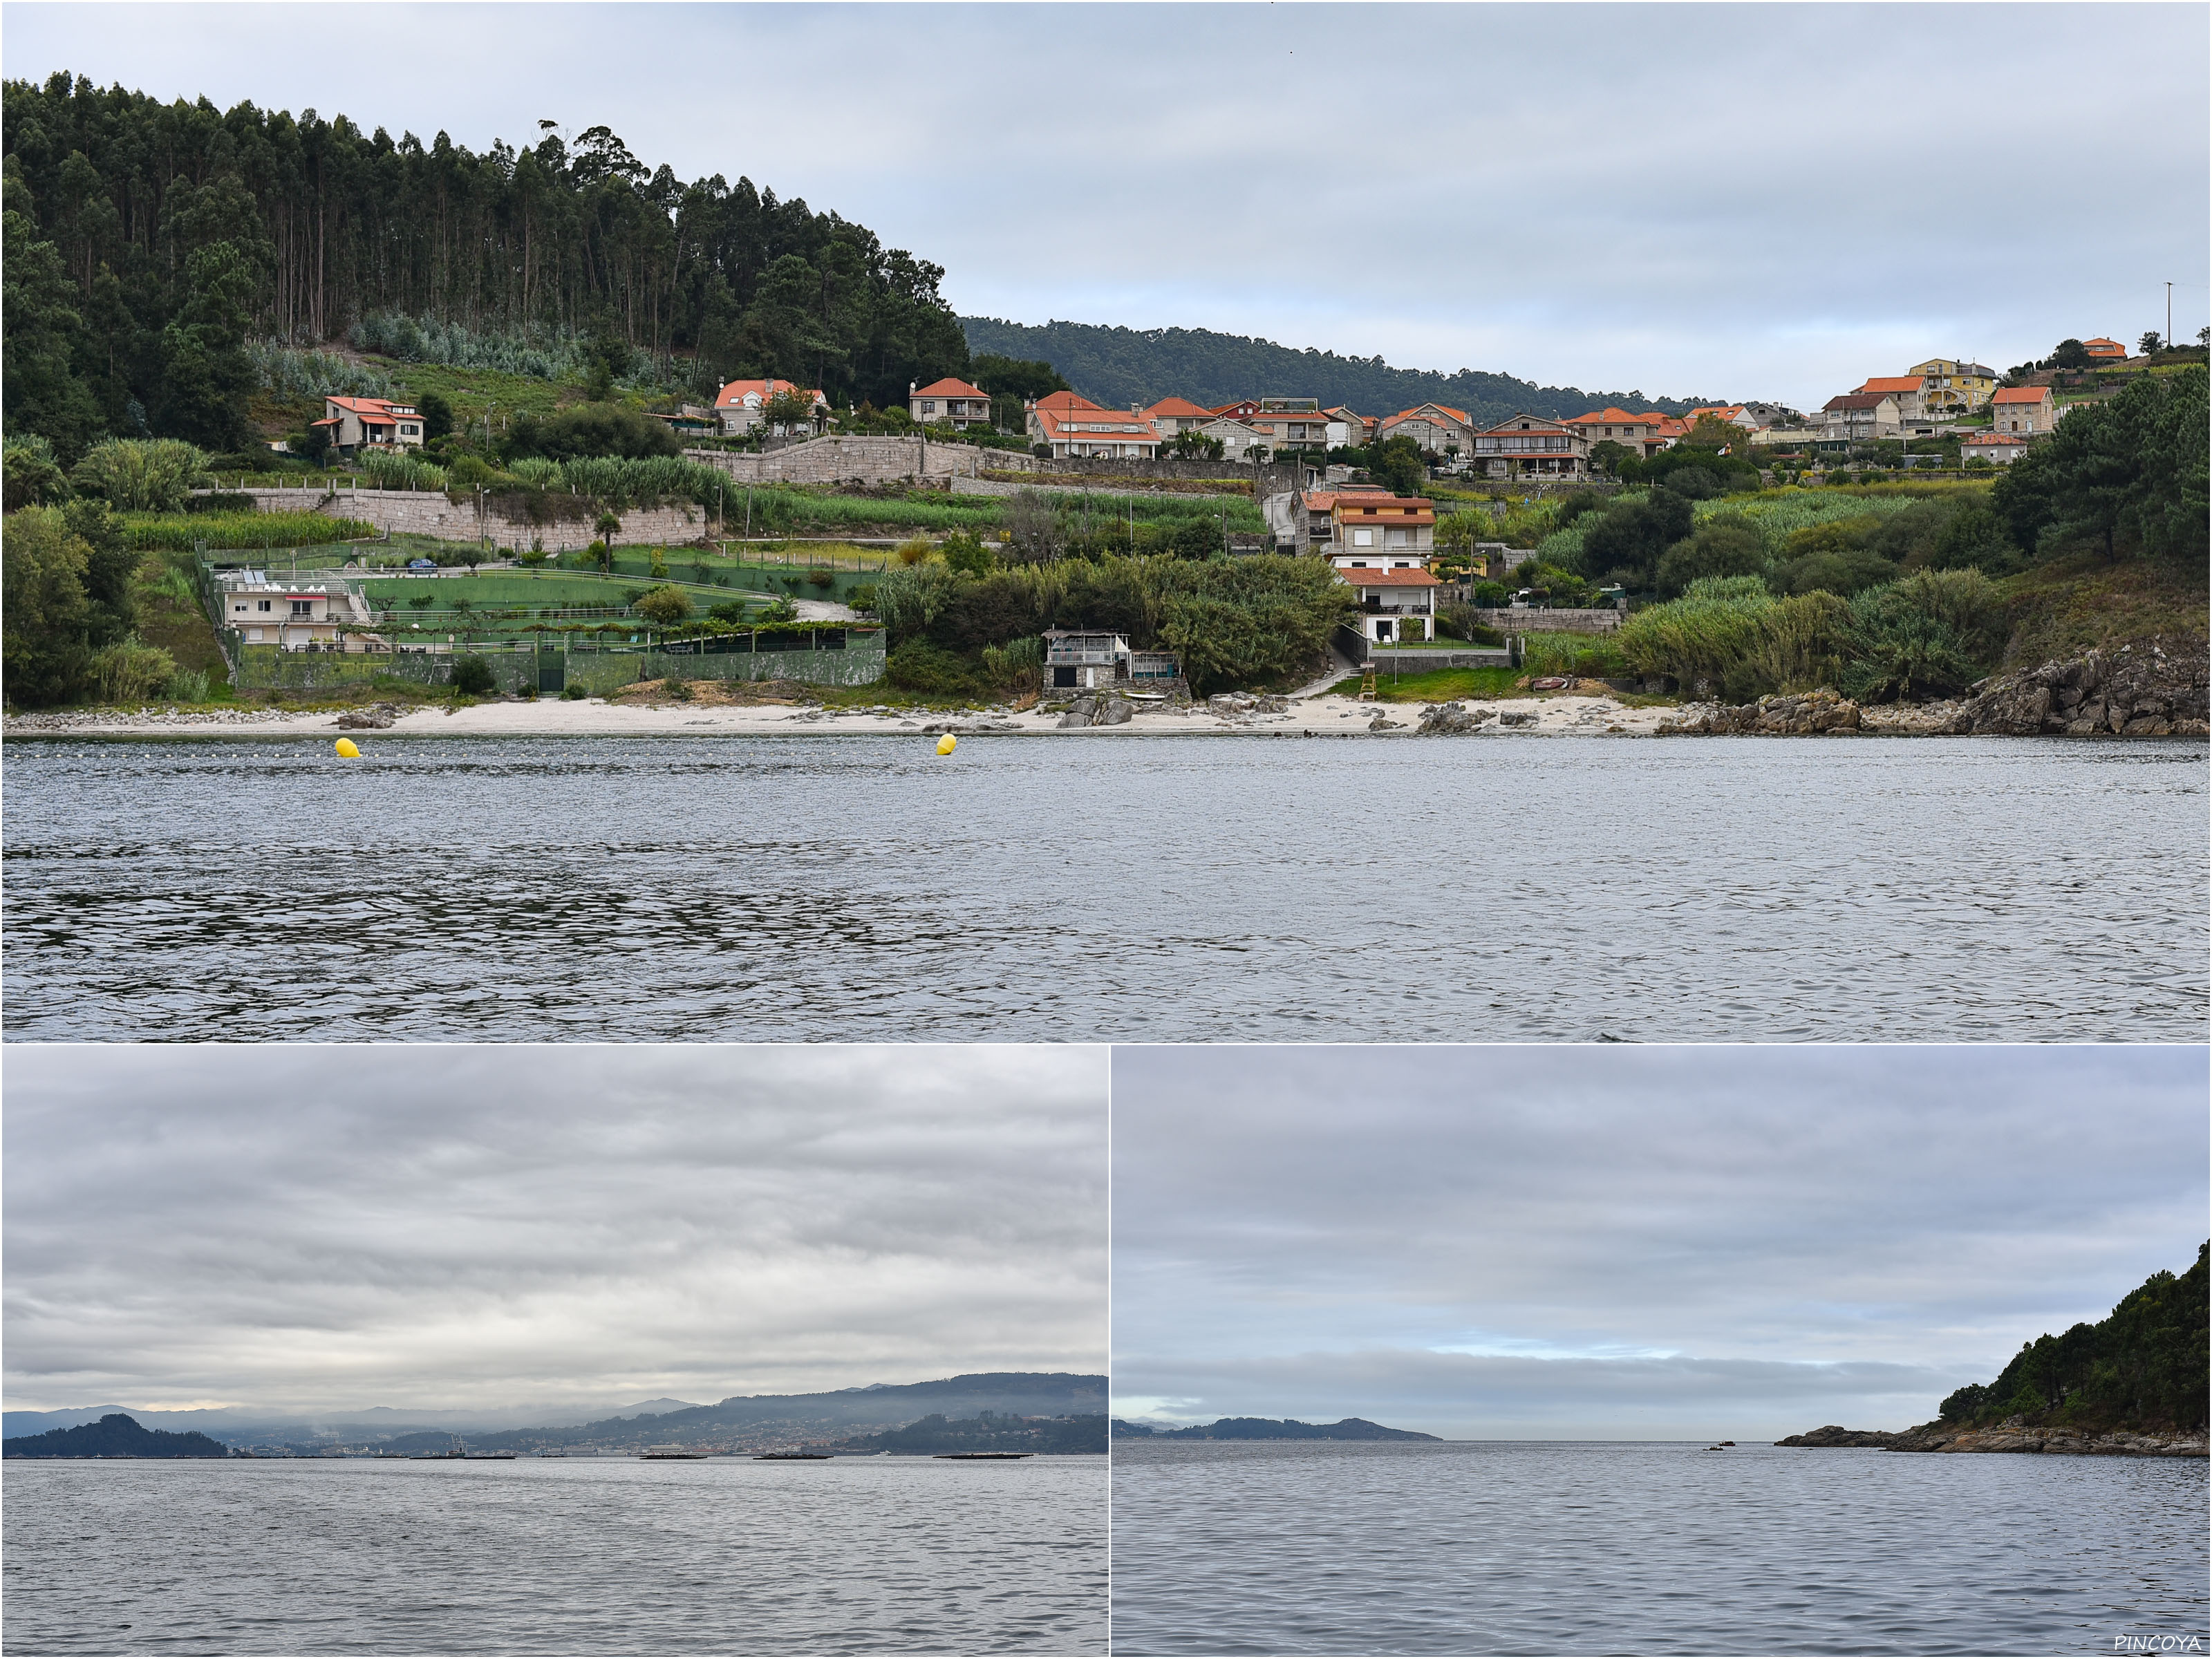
[358,451,448,491]
[127,512,381,551]
[350,314,597,382]
[1615,576,1777,690]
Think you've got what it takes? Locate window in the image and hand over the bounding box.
[921,401,937,415]
[257,599,272,612]
[400,424,418,436]
[234,603,248,613]
[1351,528,1374,546]
[247,628,263,642]
[292,601,315,617]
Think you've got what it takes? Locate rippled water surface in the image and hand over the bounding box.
[1111,1441,2209,1656]
[5,735,2203,1040]
[3,1456,1105,1656]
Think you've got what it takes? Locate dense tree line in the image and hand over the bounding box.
[2,72,973,460]
[2,1412,229,1457]
[1938,1243,2208,1432]
[960,317,1708,425]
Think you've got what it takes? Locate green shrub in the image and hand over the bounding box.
[88,636,178,704]
[162,668,212,704]
[980,635,1042,691]
[561,684,587,700]
[3,435,71,512]
[805,568,837,590]
[70,439,208,512]
[1655,514,1767,597]
[449,655,497,695]
[887,639,984,695]
[1750,591,1853,693]
[1839,568,2005,702]
[1615,575,1775,692]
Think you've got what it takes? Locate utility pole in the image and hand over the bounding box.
[2167,281,2173,353]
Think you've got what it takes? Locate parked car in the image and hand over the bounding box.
[406,559,438,572]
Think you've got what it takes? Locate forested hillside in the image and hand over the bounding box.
[1938,1243,2208,1432]
[3,1412,229,1458]
[960,317,1709,422]
[2,71,972,459]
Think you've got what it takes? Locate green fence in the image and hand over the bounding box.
[229,630,886,694]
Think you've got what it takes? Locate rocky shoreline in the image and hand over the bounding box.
[1777,1421,2207,1457]
[1656,639,2209,739]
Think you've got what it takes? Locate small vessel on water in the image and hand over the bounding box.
[637,1445,709,1459]
[753,1453,832,1461]
[932,1452,1031,1460]
[409,1443,515,1461]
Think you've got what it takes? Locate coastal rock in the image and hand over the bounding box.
[1962,638,2210,736]
[1094,697,1134,727]
[1774,1425,1900,1447]
[1859,700,1969,736]
[1656,690,1864,737]
[1416,702,1481,735]
[1785,1420,2209,1457]
[1367,715,1407,731]
[335,703,404,731]
[1498,711,1538,728]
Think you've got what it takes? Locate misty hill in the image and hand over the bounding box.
[1113,1416,1440,1441]
[0,1397,704,1444]
[4,1413,228,1459]
[961,317,1711,427]
[832,1412,1107,1455]
[440,1373,1107,1453]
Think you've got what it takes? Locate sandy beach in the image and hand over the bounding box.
[3,691,1670,740]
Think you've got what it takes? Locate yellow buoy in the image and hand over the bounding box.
[334,738,361,758]
[935,734,957,756]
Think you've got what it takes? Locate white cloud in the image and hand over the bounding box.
[4,1046,1107,1413]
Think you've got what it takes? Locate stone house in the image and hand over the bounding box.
[1855,376,1928,423]
[1239,402,1331,454]
[1989,384,2055,434]
[714,378,830,436]
[1324,406,1374,448]
[1470,413,1593,478]
[1563,407,1676,459]
[909,377,993,429]
[1378,404,1479,466]
[312,396,424,454]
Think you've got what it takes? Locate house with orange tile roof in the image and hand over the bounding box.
[908,377,993,429]
[1323,493,1436,567]
[312,395,425,454]
[1241,409,1333,453]
[2083,337,2128,360]
[1961,431,2032,465]
[1139,396,1218,439]
[1908,360,1998,414]
[1854,375,1928,423]
[715,378,830,436]
[1377,404,1478,465]
[1331,554,1442,644]
[1469,414,1593,479]
[1989,384,2055,435]
[1563,408,1674,460]
[1025,392,1161,459]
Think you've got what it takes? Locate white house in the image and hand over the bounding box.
[1960,432,2032,465]
[1333,563,1441,644]
[218,578,370,649]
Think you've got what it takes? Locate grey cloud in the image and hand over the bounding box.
[3,5,2202,407]
[1112,1046,2205,1435]
[5,1046,1107,1414]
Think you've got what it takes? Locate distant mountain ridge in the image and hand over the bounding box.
[0,1396,705,1443]
[960,317,1713,426]
[1112,1416,1441,1441]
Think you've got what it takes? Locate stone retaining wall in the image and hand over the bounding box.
[206,487,707,550]
[686,437,1302,495]
[1475,607,1621,635]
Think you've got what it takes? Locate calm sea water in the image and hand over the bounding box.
[4,735,2203,1041]
[1110,1441,2210,1656]
[2,1456,1106,1656]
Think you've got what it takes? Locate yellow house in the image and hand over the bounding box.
[1907,360,1998,415]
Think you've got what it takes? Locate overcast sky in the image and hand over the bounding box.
[1112,1046,2208,1439]
[5,1046,1106,1415]
[5,3,2206,409]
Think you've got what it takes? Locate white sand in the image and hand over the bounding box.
[5,692,1670,740]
